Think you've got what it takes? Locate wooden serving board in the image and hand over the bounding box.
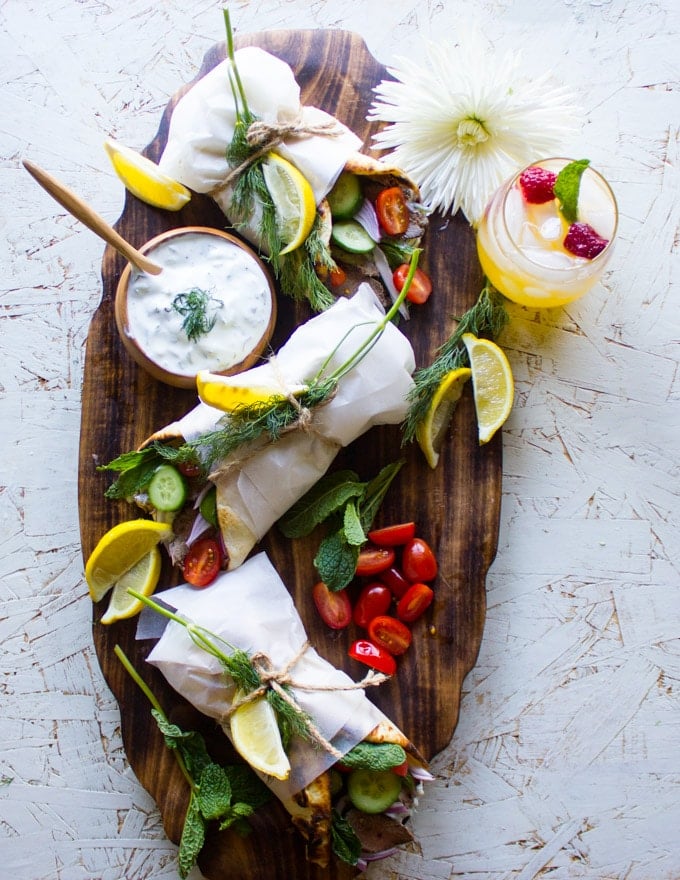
[78,29,501,880]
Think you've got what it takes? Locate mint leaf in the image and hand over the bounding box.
[343,501,366,546]
[226,765,271,811]
[196,763,233,821]
[340,742,407,771]
[331,810,362,866]
[554,159,590,224]
[178,792,207,879]
[315,529,360,591]
[358,460,404,530]
[278,469,364,537]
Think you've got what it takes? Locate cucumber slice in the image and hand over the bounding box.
[199,485,218,527]
[331,219,376,254]
[148,464,187,512]
[347,768,402,814]
[327,172,363,219]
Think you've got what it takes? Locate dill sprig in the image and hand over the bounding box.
[172,288,219,342]
[402,281,509,443]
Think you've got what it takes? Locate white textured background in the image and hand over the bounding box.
[2,1,679,878]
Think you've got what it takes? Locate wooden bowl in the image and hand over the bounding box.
[115,226,277,388]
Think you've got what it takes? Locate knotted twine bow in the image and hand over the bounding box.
[209,117,343,198]
[222,639,390,760]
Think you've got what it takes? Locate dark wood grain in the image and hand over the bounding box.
[78,29,501,880]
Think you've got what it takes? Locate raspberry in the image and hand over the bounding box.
[563,222,609,259]
[519,166,557,203]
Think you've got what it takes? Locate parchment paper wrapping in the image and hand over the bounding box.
[158,45,362,219]
[154,285,415,568]
[144,551,387,799]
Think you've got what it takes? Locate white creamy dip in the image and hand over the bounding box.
[124,231,273,379]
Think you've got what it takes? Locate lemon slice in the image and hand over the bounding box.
[262,153,317,255]
[230,691,291,780]
[416,367,472,468]
[461,333,514,444]
[196,370,307,413]
[103,138,191,211]
[85,519,173,602]
[99,547,162,625]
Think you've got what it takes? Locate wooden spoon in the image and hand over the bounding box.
[22,159,163,275]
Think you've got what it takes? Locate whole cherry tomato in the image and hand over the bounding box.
[375,187,409,236]
[312,581,352,629]
[396,582,434,623]
[402,537,438,582]
[177,460,204,478]
[379,566,411,599]
[353,582,393,629]
[183,537,222,587]
[329,266,347,287]
[349,639,397,676]
[392,264,433,304]
[368,615,412,656]
[367,522,416,547]
[356,546,395,577]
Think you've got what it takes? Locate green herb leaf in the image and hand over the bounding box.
[226,765,271,812]
[343,500,366,547]
[172,288,220,343]
[554,158,590,224]
[178,792,207,879]
[196,763,233,821]
[340,742,407,771]
[314,529,360,591]
[331,809,362,866]
[358,460,404,531]
[278,469,364,538]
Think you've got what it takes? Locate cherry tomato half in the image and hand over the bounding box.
[368,615,412,656]
[367,522,416,547]
[393,264,433,305]
[177,460,204,478]
[356,546,395,577]
[353,582,393,629]
[402,537,438,582]
[329,266,347,287]
[379,566,411,599]
[375,187,409,236]
[397,582,434,623]
[391,759,410,777]
[312,581,352,629]
[348,639,397,676]
[183,537,222,588]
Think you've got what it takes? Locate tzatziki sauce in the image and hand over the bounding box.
[125,231,274,378]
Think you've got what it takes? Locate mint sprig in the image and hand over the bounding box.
[114,646,270,879]
[554,158,590,224]
[279,460,404,591]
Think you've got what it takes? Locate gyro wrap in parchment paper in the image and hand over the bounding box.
[158,45,362,212]
[147,285,416,569]
[144,551,387,799]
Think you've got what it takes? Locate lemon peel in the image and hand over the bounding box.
[99,547,162,625]
[262,152,317,255]
[85,519,173,602]
[196,370,307,413]
[461,333,514,444]
[416,366,472,468]
[229,691,291,780]
[104,138,191,211]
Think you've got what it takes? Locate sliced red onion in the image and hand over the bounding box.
[373,246,410,320]
[186,512,211,546]
[355,198,381,242]
[410,765,435,782]
[193,482,213,508]
[359,847,400,862]
[385,801,411,819]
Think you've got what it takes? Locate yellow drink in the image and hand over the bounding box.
[476,158,618,308]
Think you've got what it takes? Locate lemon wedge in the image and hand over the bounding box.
[85,519,173,602]
[103,138,191,211]
[461,333,514,444]
[416,367,472,468]
[230,691,291,780]
[99,547,162,625]
[262,152,317,255]
[196,370,307,413]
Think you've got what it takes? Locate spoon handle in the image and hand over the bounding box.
[22,159,162,276]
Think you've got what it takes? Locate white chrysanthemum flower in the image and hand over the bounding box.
[368,33,580,226]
